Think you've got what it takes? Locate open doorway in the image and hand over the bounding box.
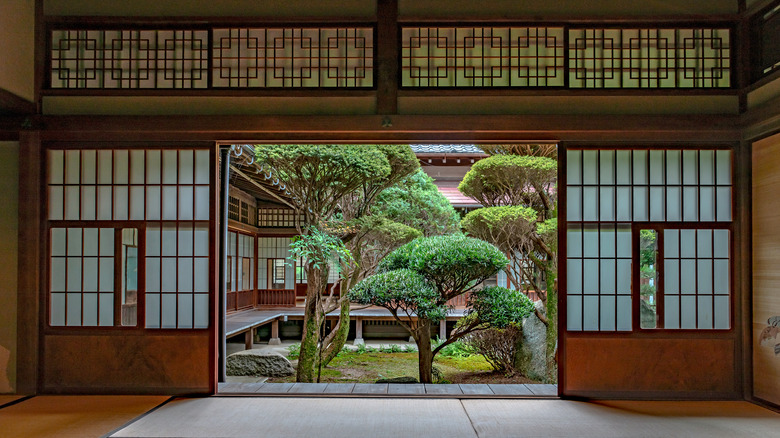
[217,143,559,396]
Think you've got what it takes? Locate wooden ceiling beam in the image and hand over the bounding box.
[37,114,743,143]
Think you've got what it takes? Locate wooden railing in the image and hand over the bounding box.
[236,290,254,310]
[227,290,255,312]
[446,293,469,308]
[226,292,237,312]
[257,289,296,307]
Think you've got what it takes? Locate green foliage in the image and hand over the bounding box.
[348,269,447,322]
[379,344,404,353]
[463,325,523,373]
[289,226,354,274]
[374,169,461,236]
[461,206,539,254]
[432,338,475,358]
[356,215,422,248]
[287,343,301,360]
[479,144,558,158]
[356,343,367,354]
[378,234,509,298]
[373,144,420,186]
[536,218,557,242]
[463,205,538,230]
[255,144,392,189]
[467,286,535,328]
[458,155,557,208]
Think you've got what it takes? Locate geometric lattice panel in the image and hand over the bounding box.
[568,28,731,88]
[51,30,209,89]
[212,27,374,88]
[401,26,565,87]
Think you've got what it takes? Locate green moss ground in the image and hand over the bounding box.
[267,351,494,383]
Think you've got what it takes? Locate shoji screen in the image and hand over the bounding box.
[565,149,733,332]
[47,148,211,329]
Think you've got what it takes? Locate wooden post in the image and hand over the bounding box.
[353,317,364,345]
[218,147,231,382]
[244,328,253,350]
[268,318,281,345]
[439,320,447,341]
[376,0,398,115]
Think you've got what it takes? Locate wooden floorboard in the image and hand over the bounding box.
[352,383,388,394]
[526,383,558,396]
[0,395,29,409]
[323,383,356,394]
[425,384,463,395]
[217,382,557,397]
[254,382,294,393]
[459,384,494,395]
[388,384,425,394]
[487,384,535,396]
[288,383,329,393]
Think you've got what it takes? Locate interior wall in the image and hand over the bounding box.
[0,142,19,393]
[748,78,780,110]
[751,132,780,407]
[0,0,35,101]
[43,0,375,17]
[399,0,738,17]
[41,97,377,116]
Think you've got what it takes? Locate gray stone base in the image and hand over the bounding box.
[268,338,281,345]
[353,338,365,346]
[226,350,294,377]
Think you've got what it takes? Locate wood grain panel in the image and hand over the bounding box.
[43,334,210,394]
[565,338,736,395]
[751,133,780,407]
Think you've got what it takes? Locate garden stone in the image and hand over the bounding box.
[376,376,418,384]
[518,300,547,381]
[226,350,294,377]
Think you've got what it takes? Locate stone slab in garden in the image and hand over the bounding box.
[226,350,295,377]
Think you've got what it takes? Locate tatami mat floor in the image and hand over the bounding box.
[1,395,778,438]
[0,395,169,438]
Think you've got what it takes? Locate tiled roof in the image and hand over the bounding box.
[410,144,485,154]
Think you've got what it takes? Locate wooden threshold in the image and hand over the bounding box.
[216,382,558,398]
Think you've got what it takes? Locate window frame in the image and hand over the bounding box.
[562,145,736,335]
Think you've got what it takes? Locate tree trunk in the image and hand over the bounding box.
[415,320,434,383]
[296,292,320,382]
[318,298,351,367]
[296,265,326,382]
[545,275,558,383]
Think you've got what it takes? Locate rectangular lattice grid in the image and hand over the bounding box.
[401,26,565,87]
[47,147,212,330]
[257,208,299,228]
[567,149,732,223]
[565,148,733,332]
[663,229,730,329]
[568,28,731,88]
[50,227,115,327]
[51,29,209,89]
[212,27,374,88]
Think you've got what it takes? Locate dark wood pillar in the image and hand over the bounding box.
[244,329,253,350]
[269,319,281,345]
[16,130,42,394]
[376,0,398,115]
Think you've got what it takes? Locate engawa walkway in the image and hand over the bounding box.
[218,382,558,397]
[226,306,467,338]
